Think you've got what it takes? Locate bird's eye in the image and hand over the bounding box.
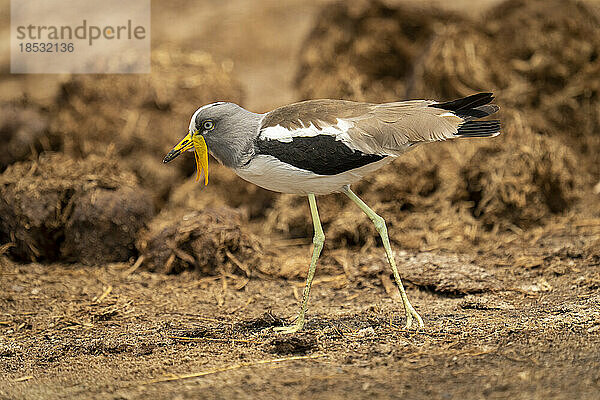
[203,120,215,131]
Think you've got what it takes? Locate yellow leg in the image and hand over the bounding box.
[343,186,424,328]
[274,193,324,334]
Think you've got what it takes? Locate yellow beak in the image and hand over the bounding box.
[163,131,209,185]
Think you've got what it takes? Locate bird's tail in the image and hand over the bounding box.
[431,92,501,138]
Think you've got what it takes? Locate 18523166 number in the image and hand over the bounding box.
[19,42,74,53]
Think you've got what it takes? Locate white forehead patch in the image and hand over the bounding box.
[189,102,226,131]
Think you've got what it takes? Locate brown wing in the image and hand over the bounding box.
[344,101,464,155]
[261,99,464,156]
[261,99,372,130]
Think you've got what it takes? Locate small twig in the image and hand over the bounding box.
[573,218,600,227]
[160,313,225,323]
[93,285,113,303]
[291,274,346,288]
[189,276,222,287]
[144,354,325,384]
[0,243,14,256]
[388,326,450,336]
[221,274,228,292]
[344,293,360,301]
[167,336,266,345]
[328,322,346,338]
[13,376,33,382]
[337,320,353,333]
[225,250,251,277]
[122,255,145,277]
[234,277,250,291]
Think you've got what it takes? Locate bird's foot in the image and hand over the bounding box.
[404,302,424,329]
[273,316,305,334]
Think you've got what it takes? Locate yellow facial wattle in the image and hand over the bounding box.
[192,134,209,185]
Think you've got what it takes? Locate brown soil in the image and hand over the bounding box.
[296,0,461,103]
[137,207,264,276]
[1,0,600,398]
[1,218,599,399]
[454,113,585,231]
[0,154,152,265]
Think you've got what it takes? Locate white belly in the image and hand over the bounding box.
[233,155,393,195]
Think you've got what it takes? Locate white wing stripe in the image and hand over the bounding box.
[259,119,363,151]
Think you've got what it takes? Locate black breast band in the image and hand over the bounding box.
[255,135,385,175]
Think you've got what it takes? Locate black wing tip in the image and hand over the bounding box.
[430,92,499,121]
[430,92,496,112]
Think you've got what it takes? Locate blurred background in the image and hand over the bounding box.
[1,0,600,398]
[1,0,598,264]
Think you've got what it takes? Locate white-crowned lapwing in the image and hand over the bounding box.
[164,92,500,333]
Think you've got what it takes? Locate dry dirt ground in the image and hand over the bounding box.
[1,0,600,399]
[1,218,599,399]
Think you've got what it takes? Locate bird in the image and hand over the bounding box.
[163,92,500,333]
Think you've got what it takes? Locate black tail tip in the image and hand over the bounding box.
[457,120,501,138]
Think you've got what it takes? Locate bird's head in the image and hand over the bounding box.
[163,102,261,185]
